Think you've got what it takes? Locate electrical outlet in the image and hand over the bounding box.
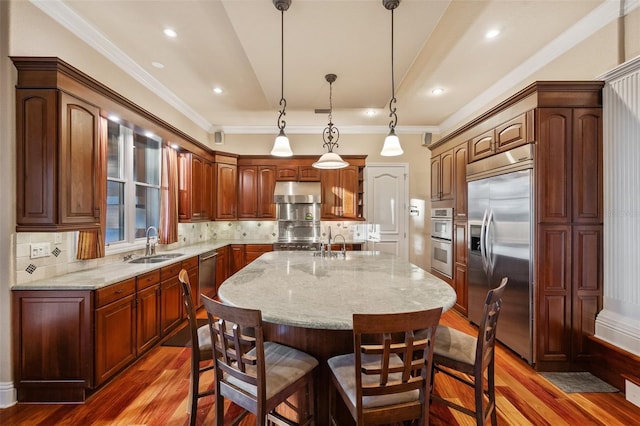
[30,242,51,259]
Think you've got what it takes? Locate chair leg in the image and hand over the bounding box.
[188,364,199,426]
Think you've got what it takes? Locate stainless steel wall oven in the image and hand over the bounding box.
[430,207,453,277]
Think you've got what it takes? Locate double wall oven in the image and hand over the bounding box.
[430,207,453,277]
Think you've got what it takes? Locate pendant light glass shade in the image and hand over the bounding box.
[271,0,293,157]
[381,0,403,157]
[271,129,293,157]
[381,128,403,156]
[312,151,349,169]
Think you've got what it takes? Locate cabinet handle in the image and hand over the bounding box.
[114,289,124,294]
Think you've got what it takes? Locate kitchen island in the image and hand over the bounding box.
[218,250,456,425]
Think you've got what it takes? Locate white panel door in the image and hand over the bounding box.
[365,164,408,260]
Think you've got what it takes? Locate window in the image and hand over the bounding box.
[106,119,161,248]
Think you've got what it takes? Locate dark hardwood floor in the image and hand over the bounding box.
[2,309,639,425]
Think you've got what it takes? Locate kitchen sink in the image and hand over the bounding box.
[128,253,184,264]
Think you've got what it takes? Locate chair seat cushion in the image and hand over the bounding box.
[226,341,318,400]
[433,325,476,367]
[327,353,420,409]
[197,324,212,352]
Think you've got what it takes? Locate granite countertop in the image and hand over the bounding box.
[217,251,457,330]
[12,239,367,291]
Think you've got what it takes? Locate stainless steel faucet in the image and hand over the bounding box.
[145,226,158,256]
[327,226,332,256]
[333,234,347,257]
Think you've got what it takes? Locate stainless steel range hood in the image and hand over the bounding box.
[273,181,321,204]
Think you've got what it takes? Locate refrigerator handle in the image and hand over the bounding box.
[480,209,488,274]
[486,209,495,276]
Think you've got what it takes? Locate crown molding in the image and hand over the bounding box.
[220,125,439,135]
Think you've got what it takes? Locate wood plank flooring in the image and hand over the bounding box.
[2,309,639,425]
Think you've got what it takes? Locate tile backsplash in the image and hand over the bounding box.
[15,220,363,284]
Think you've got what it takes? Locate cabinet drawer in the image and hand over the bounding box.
[137,270,160,291]
[161,262,182,279]
[182,256,198,270]
[245,244,273,253]
[95,278,135,308]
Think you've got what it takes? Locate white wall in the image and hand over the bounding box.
[0,0,17,409]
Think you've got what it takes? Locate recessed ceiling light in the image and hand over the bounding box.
[213,87,223,95]
[485,28,500,39]
[151,61,165,69]
[431,87,445,96]
[163,28,177,38]
[365,109,377,117]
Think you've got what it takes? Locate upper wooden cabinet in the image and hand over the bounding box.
[320,164,365,220]
[468,111,533,163]
[16,89,102,231]
[430,148,454,202]
[276,164,321,182]
[178,152,214,222]
[214,154,238,220]
[453,143,468,218]
[238,165,276,219]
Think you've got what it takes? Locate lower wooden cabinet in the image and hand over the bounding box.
[12,256,200,403]
[136,270,161,355]
[94,279,136,386]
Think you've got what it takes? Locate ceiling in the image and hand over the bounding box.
[33,0,615,136]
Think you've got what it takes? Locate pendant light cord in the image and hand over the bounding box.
[277,7,287,131]
[388,7,398,131]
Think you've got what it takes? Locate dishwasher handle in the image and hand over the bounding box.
[200,252,218,261]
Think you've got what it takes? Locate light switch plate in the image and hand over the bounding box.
[30,242,50,259]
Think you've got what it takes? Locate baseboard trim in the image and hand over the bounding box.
[0,380,17,408]
[588,335,640,391]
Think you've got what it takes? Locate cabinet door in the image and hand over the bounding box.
[453,144,467,218]
[276,166,298,181]
[572,108,603,223]
[430,155,441,202]
[203,160,214,219]
[340,166,359,219]
[321,169,340,219]
[160,276,183,336]
[16,89,57,228]
[299,165,321,182]
[191,155,204,219]
[468,129,495,163]
[58,92,102,228]
[238,166,258,218]
[95,295,136,386]
[230,244,246,274]
[177,153,193,221]
[136,283,161,355]
[245,244,273,263]
[453,222,468,315]
[537,108,571,224]
[257,166,276,218]
[216,163,237,219]
[13,290,93,402]
[440,149,454,201]
[215,246,230,293]
[495,113,528,152]
[536,224,572,365]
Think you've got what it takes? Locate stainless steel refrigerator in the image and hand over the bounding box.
[467,144,534,364]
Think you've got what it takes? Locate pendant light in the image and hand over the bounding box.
[271,0,293,157]
[313,74,349,170]
[380,0,403,156]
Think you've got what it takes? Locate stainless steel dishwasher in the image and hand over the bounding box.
[199,249,217,300]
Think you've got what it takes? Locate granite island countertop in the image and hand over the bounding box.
[217,251,456,330]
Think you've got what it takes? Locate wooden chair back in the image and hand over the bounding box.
[352,307,442,424]
[475,277,508,378]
